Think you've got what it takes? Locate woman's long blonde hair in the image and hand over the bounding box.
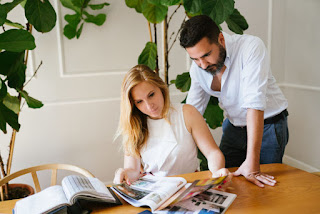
[117,64,170,157]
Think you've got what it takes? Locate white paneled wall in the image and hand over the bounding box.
[1,0,319,187]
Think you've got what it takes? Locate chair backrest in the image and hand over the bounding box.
[0,163,95,201]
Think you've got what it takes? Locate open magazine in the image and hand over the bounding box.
[156,189,236,214]
[13,175,121,214]
[111,174,228,212]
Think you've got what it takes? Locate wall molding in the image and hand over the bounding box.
[283,155,319,172]
[279,82,320,92]
[54,2,131,78]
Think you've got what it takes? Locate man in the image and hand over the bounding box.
[180,15,289,187]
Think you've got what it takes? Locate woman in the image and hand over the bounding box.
[114,64,229,184]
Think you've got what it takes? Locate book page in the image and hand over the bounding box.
[61,175,118,204]
[112,175,186,211]
[14,185,69,214]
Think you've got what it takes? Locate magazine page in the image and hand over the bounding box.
[14,185,69,214]
[167,176,227,206]
[61,175,118,204]
[155,189,237,214]
[112,175,186,211]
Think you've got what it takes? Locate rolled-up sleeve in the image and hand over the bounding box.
[186,64,211,115]
[240,38,269,111]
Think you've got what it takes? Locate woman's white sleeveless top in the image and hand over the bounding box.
[140,103,199,176]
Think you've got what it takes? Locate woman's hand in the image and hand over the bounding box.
[212,168,233,191]
[113,168,140,185]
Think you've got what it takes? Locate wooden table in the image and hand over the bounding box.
[1,164,319,214]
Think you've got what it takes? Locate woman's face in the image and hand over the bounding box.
[131,81,164,119]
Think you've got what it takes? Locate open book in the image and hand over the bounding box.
[111,174,229,212]
[13,175,121,214]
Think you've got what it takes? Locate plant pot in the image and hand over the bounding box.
[7,183,35,200]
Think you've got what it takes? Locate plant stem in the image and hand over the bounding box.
[6,24,33,176]
[24,61,43,87]
[163,15,169,85]
[0,152,8,200]
[154,24,159,74]
[168,15,186,54]
[168,4,181,26]
[148,22,152,43]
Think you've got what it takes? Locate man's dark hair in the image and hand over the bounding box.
[180,15,221,48]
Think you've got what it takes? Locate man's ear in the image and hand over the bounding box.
[218,32,225,48]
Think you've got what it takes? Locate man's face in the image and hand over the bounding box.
[186,35,226,76]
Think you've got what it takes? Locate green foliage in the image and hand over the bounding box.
[138,42,157,70]
[0,0,57,134]
[25,0,57,33]
[0,29,35,52]
[60,0,110,40]
[173,72,191,92]
[203,97,224,129]
[0,103,20,134]
[18,89,43,109]
[225,9,248,34]
[141,0,168,23]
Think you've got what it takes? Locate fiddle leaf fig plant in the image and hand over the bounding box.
[0,0,56,200]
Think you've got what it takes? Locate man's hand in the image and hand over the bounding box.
[233,160,276,187]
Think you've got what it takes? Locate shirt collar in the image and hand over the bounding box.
[222,31,232,68]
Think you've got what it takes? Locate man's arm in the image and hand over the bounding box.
[233,108,276,187]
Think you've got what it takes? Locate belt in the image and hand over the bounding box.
[264,109,288,124]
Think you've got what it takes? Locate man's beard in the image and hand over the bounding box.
[204,44,226,76]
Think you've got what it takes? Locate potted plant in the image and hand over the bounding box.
[0,0,57,200]
[0,0,110,200]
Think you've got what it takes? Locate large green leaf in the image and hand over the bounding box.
[84,12,106,26]
[0,81,7,100]
[0,29,35,52]
[65,13,81,28]
[138,42,157,70]
[18,89,43,109]
[225,9,248,34]
[25,0,57,33]
[63,24,77,39]
[6,52,26,89]
[174,72,191,92]
[60,0,81,14]
[0,102,20,133]
[0,5,7,26]
[0,51,22,75]
[3,93,20,114]
[2,0,25,12]
[89,2,110,10]
[142,0,168,23]
[203,96,224,129]
[125,0,144,13]
[201,0,234,25]
[183,0,201,14]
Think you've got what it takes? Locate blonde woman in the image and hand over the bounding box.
[114,64,229,184]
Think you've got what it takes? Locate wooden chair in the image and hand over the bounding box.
[0,163,95,201]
